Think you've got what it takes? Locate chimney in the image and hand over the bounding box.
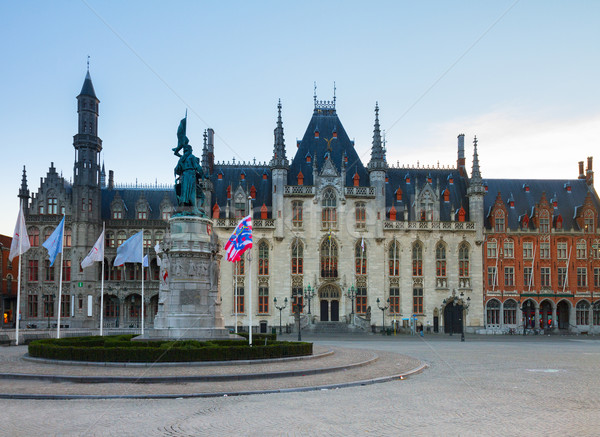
[108,170,114,190]
[578,161,585,179]
[457,134,466,177]
[586,156,594,186]
[207,128,215,175]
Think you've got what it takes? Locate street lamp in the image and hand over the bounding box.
[376,297,390,333]
[273,297,288,335]
[294,289,306,341]
[304,285,315,315]
[346,285,357,316]
[460,291,471,342]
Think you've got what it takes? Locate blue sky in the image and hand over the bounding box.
[1,1,599,235]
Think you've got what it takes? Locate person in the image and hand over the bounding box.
[174,144,205,215]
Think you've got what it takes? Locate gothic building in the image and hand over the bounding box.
[19,69,600,335]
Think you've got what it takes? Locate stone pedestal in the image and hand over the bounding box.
[141,216,231,340]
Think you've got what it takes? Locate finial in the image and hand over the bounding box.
[87,55,90,72]
[314,81,317,106]
[333,81,336,106]
[474,135,478,146]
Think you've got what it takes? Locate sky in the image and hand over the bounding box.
[1,0,599,236]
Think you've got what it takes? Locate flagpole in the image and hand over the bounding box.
[247,196,253,347]
[56,215,65,339]
[15,201,23,346]
[100,222,105,336]
[141,228,145,335]
[234,271,238,334]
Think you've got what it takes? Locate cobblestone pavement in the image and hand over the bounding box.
[2,334,600,436]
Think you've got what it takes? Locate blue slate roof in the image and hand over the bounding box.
[289,108,369,187]
[483,178,600,231]
[211,164,272,217]
[79,71,97,99]
[386,168,469,221]
[101,187,175,220]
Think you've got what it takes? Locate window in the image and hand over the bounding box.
[459,244,469,278]
[412,243,423,277]
[64,228,72,247]
[595,267,600,288]
[106,232,115,248]
[29,227,39,247]
[117,231,126,246]
[234,202,245,218]
[81,198,86,212]
[62,260,71,282]
[557,242,568,259]
[162,211,171,221]
[486,300,500,325]
[320,238,338,278]
[487,240,497,258]
[234,258,244,276]
[43,294,55,318]
[487,267,498,287]
[540,242,550,259]
[524,267,533,287]
[105,298,119,318]
[292,201,303,228]
[523,242,533,259]
[389,288,400,314]
[44,260,55,282]
[504,266,514,287]
[593,241,600,259]
[137,211,147,220]
[112,207,123,220]
[321,189,337,229]
[355,202,366,229]
[143,231,152,248]
[355,240,367,275]
[494,215,505,232]
[27,294,38,318]
[88,199,93,212]
[413,288,423,314]
[292,287,303,313]
[28,260,38,282]
[436,243,447,278]
[258,287,269,314]
[577,267,587,288]
[61,294,71,318]
[389,241,400,276]
[540,267,550,287]
[48,198,57,215]
[291,240,303,275]
[235,287,245,313]
[39,205,44,215]
[558,267,567,288]
[504,240,514,258]
[356,288,367,314]
[539,215,550,233]
[258,241,269,275]
[576,301,590,325]
[594,303,600,326]
[584,212,595,233]
[503,300,517,325]
[576,240,587,259]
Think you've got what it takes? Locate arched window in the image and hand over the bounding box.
[29,227,40,247]
[576,240,587,259]
[355,239,367,274]
[539,210,550,233]
[320,238,338,278]
[576,301,590,325]
[584,210,595,233]
[258,241,269,275]
[292,201,303,228]
[291,240,303,275]
[355,202,366,229]
[494,210,505,232]
[435,243,446,278]
[389,240,400,276]
[47,197,58,215]
[321,189,337,229]
[486,299,500,326]
[503,299,517,325]
[412,242,423,277]
[459,243,469,278]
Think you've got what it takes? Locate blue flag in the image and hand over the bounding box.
[42,216,65,266]
[114,231,143,266]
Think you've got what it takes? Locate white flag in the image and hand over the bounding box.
[154,242,162,266]
[81,230,104,269]
[114,231,143,266]
[9,205,31,262]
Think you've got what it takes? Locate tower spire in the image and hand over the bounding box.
[471,136,482,184]
[270,99,288,168]
[367,102,387,171]
[19,165,29,201]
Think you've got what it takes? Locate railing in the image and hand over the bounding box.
[344,186,376,197]
[215,218,275,228]
[284,185,315,196]
[384,221,476,231]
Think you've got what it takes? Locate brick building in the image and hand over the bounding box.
[0,234,18,328]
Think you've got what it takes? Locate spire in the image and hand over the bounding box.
[202,129,209,174]
[79,68,97,99]
[100,161,106,187]
[19,165,29,201]
[471,136,482,184]
[367,102,387,172]
[270,99,289,168]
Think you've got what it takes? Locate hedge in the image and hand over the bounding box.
[28,335,312,363]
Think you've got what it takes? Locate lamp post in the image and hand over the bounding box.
[273,297,288,335]
[459,291,470,342]
[376,297,390,333]
[294,288,305,341]
[346,285,357,316]
[304,285,315,315]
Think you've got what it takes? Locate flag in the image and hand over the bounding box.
[154,242,162,266]
[114,231,143,266]
[42,216,65,266]
[81,230,104,269]
[224,215,253,262]
[143,254,149,267]
[9,205,30,262]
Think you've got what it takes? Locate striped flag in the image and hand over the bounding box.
[224,215,253,262]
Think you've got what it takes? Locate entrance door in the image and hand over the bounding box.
[320,300,329,322]
[330,300,339,322]
[539,301,553,329]
[444,303,463,334]
[557,301,570,329]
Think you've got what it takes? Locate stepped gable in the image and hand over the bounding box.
[211,163,272,216]
[101,187,175,220]
[386,168,469,221]
[289,105,369,187]
[483,179,600,230]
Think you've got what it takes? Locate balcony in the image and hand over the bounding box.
[383,221,475,231]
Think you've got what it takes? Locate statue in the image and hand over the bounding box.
[172,114,207,217]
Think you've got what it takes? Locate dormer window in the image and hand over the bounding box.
[137,211,147,220]
[297,171,304,186]
[484,183,488,192]
[389,206,397,221]
[385,176,389,183]
[494,211,505,232]
[396,188,402,201]
[250,185,256,199]
[314,129,319,139]
[262,172,268,180]
[332,129,337,138]
[212,203,220,219]
[523,184,530,192]
[353,172,360,187]
[306,155,311,163]
[564,183,571,192]
[522,215,529,229]
[217,172,223,180]
[448,175,454,185]
[443,189,450,203]
[405,175,411,184]
[556,215,563,230]
[260,204,268,219]
[458,207,466,222]
[240,173,245,181]
[226,185,231,199]
[509,200,515,208]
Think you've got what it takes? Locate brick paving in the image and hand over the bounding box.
[1,333,600,436]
